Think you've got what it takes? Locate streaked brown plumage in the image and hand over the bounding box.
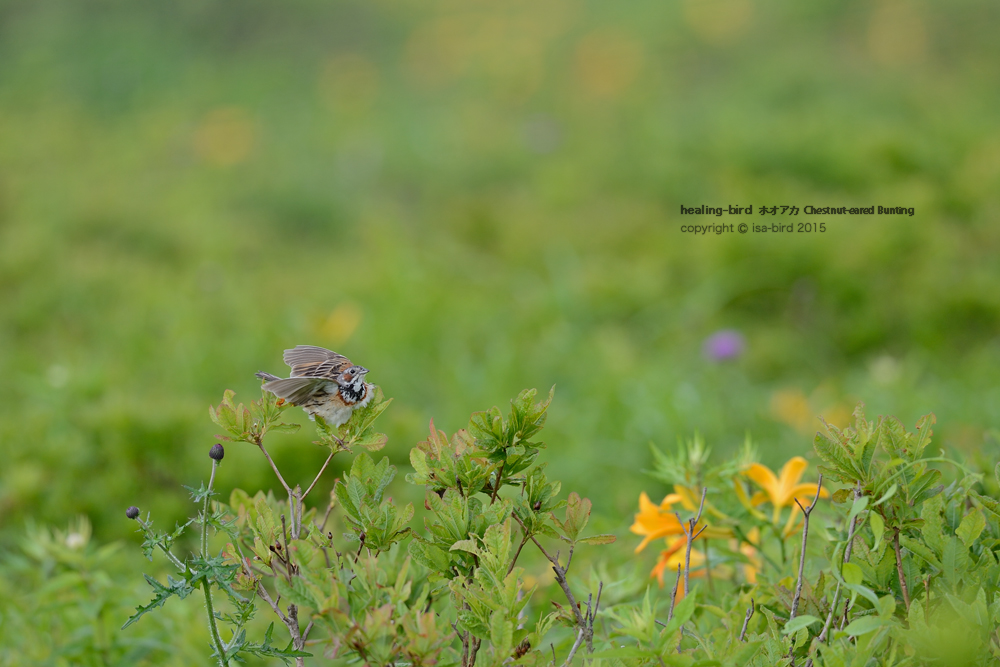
[256,345,373,426]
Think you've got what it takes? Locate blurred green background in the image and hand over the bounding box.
[1,0,999,656]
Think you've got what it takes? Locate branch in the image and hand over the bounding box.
[789,475,822,622]
[561,628,585,667]
[530,535,586,629]
[303,451,337,501]
[257,440,292,495]
[893,527,911,611]
[490,461,504,505]
[507,532,530,576]
[739,598,755,641]
[674,487,708,598]
[818,483,861,643]
[667,564,682,623]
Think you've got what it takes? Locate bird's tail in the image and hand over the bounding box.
[255,371,281,382]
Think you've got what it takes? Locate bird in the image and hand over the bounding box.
[256,345,373,426]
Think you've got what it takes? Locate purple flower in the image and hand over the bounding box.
[703,330,745,362]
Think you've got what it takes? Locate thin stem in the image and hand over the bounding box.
[507,533,530,576]
[739,599,755,641]
[588,581,603,652]
[201,460,228,667]
[819,483,861,643]
[303,451,336,500]
[135,518,186,571]
[893,528,911,610]
[529,535,585,628]
[510,513,585,626]
[667,564,682,622]
[674,487,708,598]
[257,440,292,494]
[490,461,504,505]
[202,462,218,556]
[280,514,294,580]
[355,532,366,563]
[789,475,822,622]
[317,499,335,532]
[561,628,585,667]
[203,579,229,667]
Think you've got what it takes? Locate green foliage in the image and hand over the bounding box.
[17,376,1000,667]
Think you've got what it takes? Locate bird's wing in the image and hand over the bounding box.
[282,345,352,379]
[260,377,329,405]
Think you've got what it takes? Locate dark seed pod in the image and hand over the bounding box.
[125,506,140,520]
[513,639,531,659]
[209,443,225,461]
[532,501,542,511]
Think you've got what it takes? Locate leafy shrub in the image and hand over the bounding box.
[118,382,1000,666]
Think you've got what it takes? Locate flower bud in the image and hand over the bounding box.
[209,443,225,461]
[126,506,140,520]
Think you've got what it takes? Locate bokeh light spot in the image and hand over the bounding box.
[193,107,256,167]
[682,0,753,45]
[868,0,927,67]
[574,29,643,99]
[320,54,380,114]
[319,302,363,346]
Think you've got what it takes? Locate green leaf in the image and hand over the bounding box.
[849,495,869,521]
[588,648,658,659]
[843,616,887,636]
[578,534,616,545]
[121,574,196,629]
[832,488,852,504]
[870,512,885,547]
[782,615,820,635]
[275,576,316,610]
[489,609,514,655]
[957,509,986,547]
[842,562,864,586]
[942,537,972,587]
[971,491,1000,524]
[872,484,897,507]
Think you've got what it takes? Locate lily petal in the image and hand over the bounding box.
[745,463,780,503]
[777,457,810,504]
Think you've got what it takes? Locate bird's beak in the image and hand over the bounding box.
[359,367,369,374]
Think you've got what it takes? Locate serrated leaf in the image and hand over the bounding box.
[942,537,971,587]
[276,576,316,610]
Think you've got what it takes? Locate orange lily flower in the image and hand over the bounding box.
[631,487,733,554]
[744,456,828,534]
[630,491,687,553]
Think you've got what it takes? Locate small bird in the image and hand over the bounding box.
[256,345,373,426]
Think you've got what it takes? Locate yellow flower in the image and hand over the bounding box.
[631,487,733,554]
[744,456,829,535]
[630,491,687,553]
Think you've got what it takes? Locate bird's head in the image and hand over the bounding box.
[337,365,369,387]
